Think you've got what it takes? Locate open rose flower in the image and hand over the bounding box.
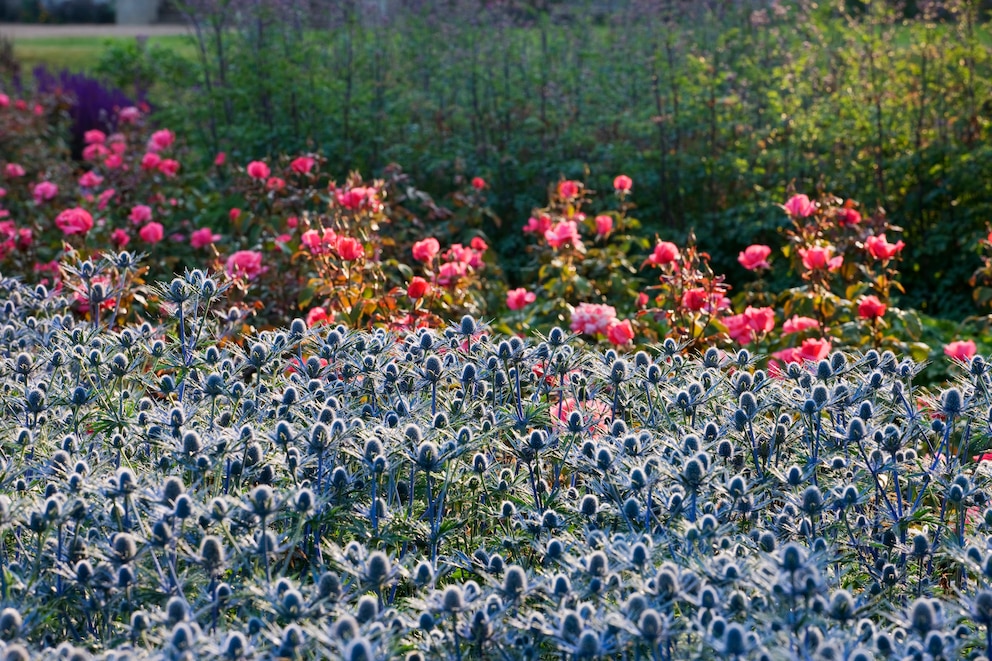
[594,215,613,237]
[225,250,264,280]
[864,234,905,261]
[646,240,680,267]
[836,207,861,226]
[738,244,771,271]
[55,207,94,235]
[570,302,617,336]
[613,174,632,192]
[607,319,635,346]
[471,176,486,190]
[306,307,330,327]
[858,295,887,320]
[799,245,843,272]
[32,181,58,205]
[782,315,820,335]
[190,227,221,249]
[147,129,175,152]
[784,194,816,218]
[246,160,271,180]
[129,205,152,225]
[507,288,536,311]
[558,180,581,199]
[412,237,440,263]
[141,152,161,170]
[139,222,164,243]
[944,340,977,362]
[291,156,316,174]
[545,221,582,249]
[407,276,430,299]
[335,236,364,261]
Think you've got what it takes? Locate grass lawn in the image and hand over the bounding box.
[8,35,195,73]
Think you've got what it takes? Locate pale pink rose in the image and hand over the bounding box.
[570,302,618,337]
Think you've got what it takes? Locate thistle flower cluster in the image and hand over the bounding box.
[1,265,992,659]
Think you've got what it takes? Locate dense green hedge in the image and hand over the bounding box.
[126,0,992,318]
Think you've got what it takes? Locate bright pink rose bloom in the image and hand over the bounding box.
[55,208,94,235]
[286,216,298,229]
[290,156,316,174]
[306,307,330,327]
[507,288,536,311]
[412,237,441,263]
[636,292,649,308]
[782,315,820,335]
[570,302,618,336]
[158,159,180,177]
[784,194,816,218]
[78,171,103,188]
[225,250,264,280]
[470,236,488,252]
[738,244,772,271]
[407,276,430,300]
[799,245,843,272]
[32,181,58,205]
[647,241,680,267]
[214,152,226,166]
[523,215,553,235]
[0,94,7,107]
[4,163,24,178]
[725,306,775,344]
[944,340,977,362]
[229,208,241,221]
[190,227,221,249]
[858,295,887,319]
[613,174,632,192]
[335,236,364,261]
[148,129,175,152]
[594,215,613,237]
[103,154,123,170]
[471,176,486,190]
[84,129,106,145]
[141,152,162,170]
[334,186,378,211]
[246,161,270,180]
[110,228,131,250]
[545,221,582,249]
[139,221,164,243]
[796,338,832,362]
[682,288,712,312]
[607,319,635,346]
[129,205,152,225]
[118,106,140,123]
[301,229,331,255]
[836,207,861,226]
[558,180,580,199]
[266,177,286,191]
[864,234,905,261]
[438,261,468,287]
[109,138,127,155]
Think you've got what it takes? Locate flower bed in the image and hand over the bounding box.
[1,268,992,658]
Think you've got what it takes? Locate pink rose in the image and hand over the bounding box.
[613,174,632,192]
[784,194,816,218]
[306,307,330,327]
[836,207,861,226]
[4,164,25,178]
[139,221,164,243]
[647,241,680,267]
[796,338,832,362]
[291,156,316,174]
[544,221,582,249]
[246,161,270,180]
[335,236,364,261]
[738,244,772,271]
[864,234,905,261]
[558,180,581,199]
[225,250,264,280]
[437,261,467,287]
[118,106,141,123]
[506,288,536,311]
[147,129,175,152]
[607,319,635,346]
[84,129,106,145]
[129,205,152,225]
[782,315,820,335]
[190,227,220,249]
[82,143,109,161]
[523,215,553,235]
[858,295,887,320]
[799,245,843,272]
[104,154,123,170]
[471,176,486,190]
[594,215,613,237]
[32,181,58,205]
[266,177,286,191]
[412,237,441,263]
[158,159,180,177]
[55,208,94,235]
[141,153,162,171]
[78,171,103,188]
[110,228,130,248]
[570,302,618,337]
[214,152,226,166]
[944,340,977,362]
